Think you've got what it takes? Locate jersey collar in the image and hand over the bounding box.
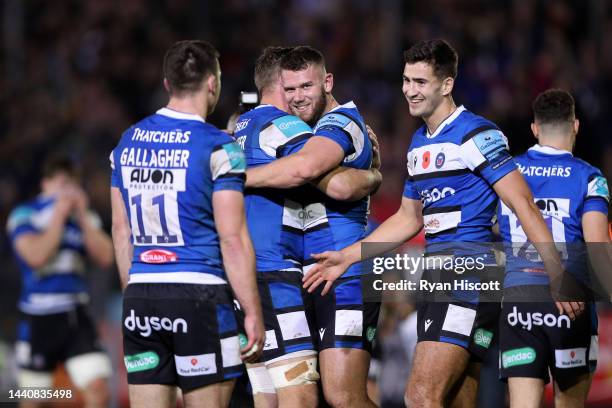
[529,144,573,156]
[329,101,357,112]
[426,105,466,139]
[156,107,206,123]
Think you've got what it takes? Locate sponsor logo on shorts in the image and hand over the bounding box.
[473,328,493,349]
[366,326,377,342]
[424,319,433,332]
[555,348,587,369]
[175,353,217,376]
[124,351,160,373]
[124,309,188,337]
[319,328,326,341]
[502,347,536,368]
[507,306,571,331]
[139,249,177,263]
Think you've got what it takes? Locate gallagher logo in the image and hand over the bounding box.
[422,151,431,169]
[140,249,178,263]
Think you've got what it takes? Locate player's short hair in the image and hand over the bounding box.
[254,46,293,93]
[42,154,76,179]
[403,39,458,80]
[279,46,325,72]
[163,40,220,94]
[532,89,575,125]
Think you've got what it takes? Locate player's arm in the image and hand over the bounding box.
[72,187,114,268]
[246,136,345,188]
[311,123,383,201]
[213,190,264,361]
[13,194,73,269]
[303,197,423,294]
[111,187,132,289]
[494,170,583,318]
[313,166,382,201]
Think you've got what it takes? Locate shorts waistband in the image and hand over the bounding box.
[128,272,227,285]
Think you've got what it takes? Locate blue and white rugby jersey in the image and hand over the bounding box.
[7,197,100,314]
[234,104,313,273]
[284,101,373,277]
[403,106,517,252]
[498,144,610,287]
[110,108,246,284]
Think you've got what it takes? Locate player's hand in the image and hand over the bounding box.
[69,186,90,217]
[302,250,349,296]
[554,301,585,320]
[240,312,265,363]
[54,192,75,219]
[366,125,381,170]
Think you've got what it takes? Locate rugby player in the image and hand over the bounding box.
[245,45,379,408]
[110,40,264,408]
[8,155,113,408]
[303,39,580,407]
[235,46,381,408]
[498,89,610,407]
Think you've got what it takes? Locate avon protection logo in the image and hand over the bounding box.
[124,309,188,337]
[507,306,571,331]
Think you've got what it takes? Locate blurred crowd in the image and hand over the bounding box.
[1,0,611,347]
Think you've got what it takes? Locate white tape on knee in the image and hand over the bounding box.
[18,369,53,388]
[267,357,320,389]
[66,352,112,389]
[247,364,276,394]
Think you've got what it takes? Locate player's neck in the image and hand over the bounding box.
[261,89,288,113]
[424,98,456,135]
[166,94,208,121]
[324,95,339,115]
[537,136,573,153]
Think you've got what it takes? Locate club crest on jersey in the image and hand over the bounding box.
[422,151,431,169]
[435,152,445,168]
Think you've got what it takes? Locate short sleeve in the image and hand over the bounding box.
[210,141,247,192]
[584,171,609,215]
[403,151,420,200]
[262,115,312,158]
[459,129,517,185]
[110,150,121,188]
[7,206,37,241]
[312,113,356,157]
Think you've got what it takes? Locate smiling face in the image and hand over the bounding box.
[281,63,331,126]
[402,61,451,119]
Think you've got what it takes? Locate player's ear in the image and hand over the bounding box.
[441,77,454,96]
[163,78,171,93]
[207,74,218,97]
[530,122,539,140]
[324,72,334,93]
[573,118,579,135]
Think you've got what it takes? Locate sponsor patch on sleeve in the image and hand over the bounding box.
[314,113,352,131]
[587,175,610,202]
[272,115,312,138]
[7,206,33,233]
[210,142,246,180]
[472,130,511,169]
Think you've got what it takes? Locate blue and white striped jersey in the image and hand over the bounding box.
[403,106,517,246]
[234,104,313,273]
[7,197,99,314]
[284,101,373,277]
[110,108,246,284]
[498,144,610,287]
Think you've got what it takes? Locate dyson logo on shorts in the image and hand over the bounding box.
[507,306,571,331]
[124,309,188,337]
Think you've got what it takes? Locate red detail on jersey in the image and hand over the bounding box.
[140,249,178,263]
[423,151,431,169]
